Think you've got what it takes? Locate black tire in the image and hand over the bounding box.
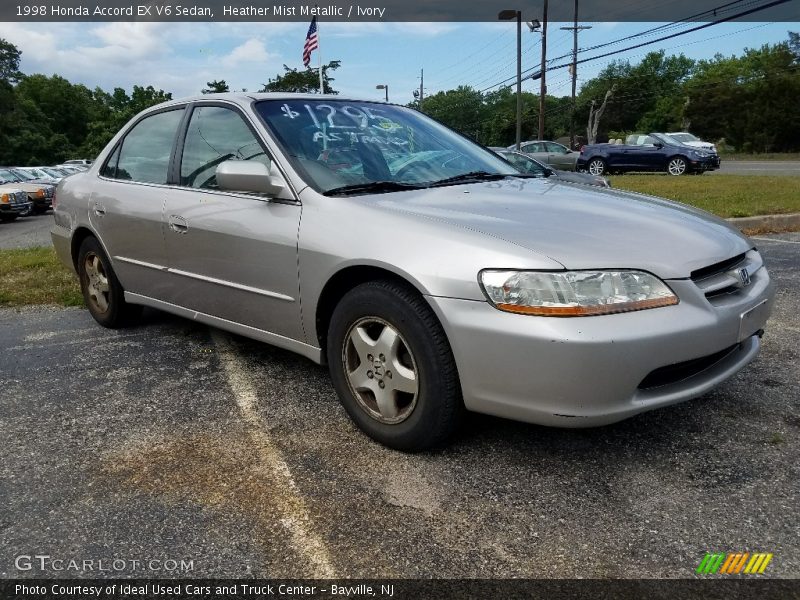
[587,158,606,176]
[327,280,463,451]
[77,237,141,328]
[32,204,49,214]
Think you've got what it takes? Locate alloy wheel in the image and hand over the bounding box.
[588,159,605,175]
[343,317,419,424]
[83,252,110,313]
[668,158,687,175]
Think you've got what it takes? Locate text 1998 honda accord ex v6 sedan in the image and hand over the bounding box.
[51,93,775,451]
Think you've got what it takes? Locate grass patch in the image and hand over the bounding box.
[0,246,83,307]
[608,175,800,219]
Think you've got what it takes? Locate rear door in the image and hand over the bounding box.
[90,107,185,297]
[161,103,304,341]
[520,142,550,164]
[544,142,576,170]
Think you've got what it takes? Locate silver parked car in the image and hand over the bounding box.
[52,93,774,450]
[511,140,580,171]
[492,148,610,188]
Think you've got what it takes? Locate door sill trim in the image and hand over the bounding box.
[125,292,321,364]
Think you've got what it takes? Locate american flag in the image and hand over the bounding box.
[303,17,319,68]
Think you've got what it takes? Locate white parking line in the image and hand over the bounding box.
[751,237,800,245]
[211,331,335,578]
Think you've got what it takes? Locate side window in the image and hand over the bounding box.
[546,142,568,154]
[115,109,184,184]
[180,106,269,189]
[101,145,120,178]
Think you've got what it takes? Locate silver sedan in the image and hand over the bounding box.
[512,140,580,171]
[52,93,774,450]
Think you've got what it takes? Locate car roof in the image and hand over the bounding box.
[161,92,405,109]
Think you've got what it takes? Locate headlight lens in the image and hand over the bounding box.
[480,270,678,316]
[35,188,45,198]
[1,193,9,204]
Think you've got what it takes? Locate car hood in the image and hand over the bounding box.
[368,178,752,279]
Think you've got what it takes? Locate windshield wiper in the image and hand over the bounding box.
[426,171,512,187]
[323,181,424,197]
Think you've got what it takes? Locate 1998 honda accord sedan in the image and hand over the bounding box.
[52,93,774,450]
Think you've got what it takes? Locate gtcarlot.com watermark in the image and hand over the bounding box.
[15,554,194,573]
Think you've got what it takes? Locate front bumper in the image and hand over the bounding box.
[426,258,774,427]
[690,156,720,171]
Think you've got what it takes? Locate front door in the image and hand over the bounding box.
[161,104,303,341]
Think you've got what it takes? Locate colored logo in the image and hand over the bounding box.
[696,552,773,575]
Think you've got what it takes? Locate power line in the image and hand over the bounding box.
[479,0,792,93]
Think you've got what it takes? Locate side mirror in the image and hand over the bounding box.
[216,159,284,196]
[653,142,664,149]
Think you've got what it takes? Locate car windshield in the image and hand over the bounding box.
[255,99,518,194]
[42,168,65,177]
[652,133,683,146]
[10,169,34,181]
[0,168,22,183]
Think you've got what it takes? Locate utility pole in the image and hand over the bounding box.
[498,10,523,150]
[561,0,591,149]
[419,68,424,106]
[538,0,548,141]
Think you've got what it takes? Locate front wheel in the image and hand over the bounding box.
[667,157,688,175]
[327,280,463,451]
[77,237,141,328]
[587,158,606,176]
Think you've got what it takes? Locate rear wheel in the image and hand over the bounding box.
[77,237,141,328]
[587,158,606,176]
[667,157,688,175]
[327,280,463,451]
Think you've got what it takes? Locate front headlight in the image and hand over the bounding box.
[1,193,9,204]
[480,270,678,317]
[35,188,45,198]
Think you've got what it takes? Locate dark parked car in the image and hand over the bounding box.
[493,149,610,188]
[577,133,721,176]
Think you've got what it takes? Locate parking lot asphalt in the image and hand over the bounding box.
[1,233,798,580]
[0,212,53,249]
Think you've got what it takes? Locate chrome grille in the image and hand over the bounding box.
[691,250,763,301]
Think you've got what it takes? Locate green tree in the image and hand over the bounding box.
[0,38,22,82]
[202,79,229,93]
[260,61,340,94]
[418,86,486,141]
[788,31,799,61]
[685,41,800,152]
[577,51,695,137]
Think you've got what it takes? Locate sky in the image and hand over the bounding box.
[0,19,797,105]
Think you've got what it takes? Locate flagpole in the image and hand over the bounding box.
[316,13,324,94]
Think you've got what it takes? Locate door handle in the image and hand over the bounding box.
[93,203,106,216]
[168,215,188,234]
